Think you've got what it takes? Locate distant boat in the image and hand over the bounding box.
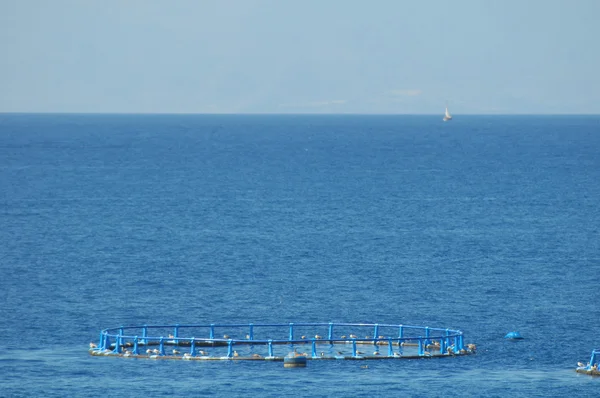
[443,104,452,121]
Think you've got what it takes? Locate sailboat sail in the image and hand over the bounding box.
[443,104,452,121]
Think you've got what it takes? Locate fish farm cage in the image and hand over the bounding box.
[576,349,600,376]
[89,322,476,361]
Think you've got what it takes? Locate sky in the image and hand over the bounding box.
[1,0,599,114]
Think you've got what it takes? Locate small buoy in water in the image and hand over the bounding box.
[504,332,524,340]
[284,352,307,368]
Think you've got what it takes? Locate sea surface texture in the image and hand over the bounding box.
[1,114,599,397]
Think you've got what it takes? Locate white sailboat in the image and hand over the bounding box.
[443,104,452,121]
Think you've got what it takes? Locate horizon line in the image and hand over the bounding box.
[1,112,599,116]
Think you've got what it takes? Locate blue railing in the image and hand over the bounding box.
[91,322,473,360]
[591,349,600,367]
[584,349,599,369]
[576,349,599,374]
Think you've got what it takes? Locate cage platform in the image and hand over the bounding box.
[576,349,600,376]
[89,322,476,361]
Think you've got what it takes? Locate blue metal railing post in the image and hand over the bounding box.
[398,325,404,339]
[249,323,254,340]
[268,339,273,357]
[210,324,215,340]
[440,336,446,354]
[374,324,379,345]
[425,327,430,346]
[418,338,424,355]
[457,333,464,351]
[115,328,124,353]
[133,336,139,355]
[352,339,357,357]
[159,337,165,356]
[227,339,233,358]
[174,324,179,339]
[328,322,334,343]
[312,338,317,358]
[142,326,148,344]
[289,323,294,342]
[388,338,393,356]
[190,338,196,356]
[113,334,122,354]
[445,329,452,351]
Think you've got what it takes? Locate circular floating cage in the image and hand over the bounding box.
[90,322,475,361]
[576,349,600,376]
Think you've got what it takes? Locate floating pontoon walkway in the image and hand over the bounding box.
[89,322,476,361]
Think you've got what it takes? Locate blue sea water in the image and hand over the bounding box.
[1,113,599,397]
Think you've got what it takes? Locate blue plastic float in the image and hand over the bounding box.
[504,331,524,340]
[284,351,308,368]
[89,322,476,361]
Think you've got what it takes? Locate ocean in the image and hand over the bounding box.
[1,113,599,397]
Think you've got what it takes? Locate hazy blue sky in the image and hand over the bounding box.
[1,0,599,114]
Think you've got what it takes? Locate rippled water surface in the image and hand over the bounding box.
[1,114,599,396]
